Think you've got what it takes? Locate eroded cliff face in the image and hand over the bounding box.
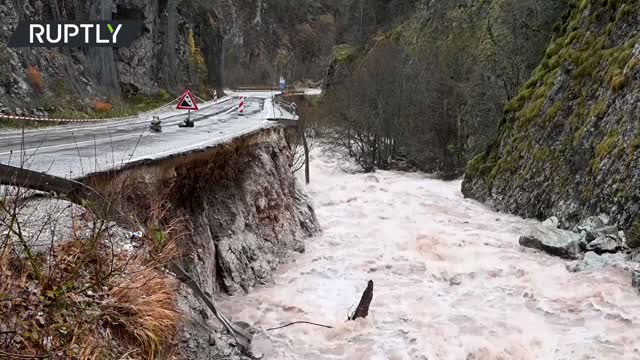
[85,126,319,358]
[462,1,640,233]
[164,127,320,296]
[0,0,207,113]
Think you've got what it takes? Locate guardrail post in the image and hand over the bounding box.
[298,113,310,185]
[270,98,310,184]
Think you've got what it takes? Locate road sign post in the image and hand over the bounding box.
[176,89,198,128]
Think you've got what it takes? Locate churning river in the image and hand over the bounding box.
[222,151,640,360]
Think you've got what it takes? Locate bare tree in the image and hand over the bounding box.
[315,0,566,176]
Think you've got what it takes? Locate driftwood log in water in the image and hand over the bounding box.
[349,280,374,320]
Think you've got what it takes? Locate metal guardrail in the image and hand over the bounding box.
[0,164,93,204]
[235,87,307,96]
[236,85,280,91]
[269,99,310,185]
[274,98,298,116]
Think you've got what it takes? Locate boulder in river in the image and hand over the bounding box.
[586,225,618,241]
[586,236,622,254]
[576,226,628,254]
[519,223,583,259]
[573,216,606,234]
[568,252,608,272]
[571,217,627,253]
[541,216,559,228]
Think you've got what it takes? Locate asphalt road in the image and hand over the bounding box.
[0,93,281,178]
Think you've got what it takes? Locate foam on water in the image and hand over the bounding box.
[221,152,640,359]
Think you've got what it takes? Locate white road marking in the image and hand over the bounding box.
[0,133,139,156]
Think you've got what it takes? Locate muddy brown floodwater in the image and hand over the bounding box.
[222,151,640,360]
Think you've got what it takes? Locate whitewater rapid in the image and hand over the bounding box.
[221,152,640,359]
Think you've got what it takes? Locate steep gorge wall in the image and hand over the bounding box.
[84,126,319,358]
[463,1,640,234]
[320,0,566,175]
[0,0,209,113]
[0,0,336,115]
[163,127,319,296]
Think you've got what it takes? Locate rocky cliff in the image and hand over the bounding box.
[462,1,640,240]
[0,0,336,116]
[0,0,206,112]
[85,125,320,358]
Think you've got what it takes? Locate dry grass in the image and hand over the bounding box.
[100,181,185,359]
[0,179,185,359]
[92,100,113,113]
[106,265,180,359]
[26,66,44,92]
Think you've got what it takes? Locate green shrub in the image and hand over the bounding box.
[533,146,551,161]
[589,99,608,118]
[590,131,619,173]
[518,98,545,127]
[465,153,487,179]
[610,74,626,92]
[333,44,356,63]
[544,102,562,125]
[628,220,640,249]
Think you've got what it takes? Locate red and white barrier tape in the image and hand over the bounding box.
[193,90,217,104]
[0,113,137,123]
[0,96,182,123]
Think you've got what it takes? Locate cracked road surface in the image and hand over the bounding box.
[0,92,282,178]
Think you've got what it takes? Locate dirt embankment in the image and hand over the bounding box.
[84,126,320,358]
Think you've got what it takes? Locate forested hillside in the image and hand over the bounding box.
[314,0,567,176]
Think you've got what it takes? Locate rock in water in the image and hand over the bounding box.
[586,236,621,254]
[618,231,629,249]
[569,252,608,272]
[541,216,559,228]
[588,225,618,241]
[574,216,605,232]
[519,225,583,259]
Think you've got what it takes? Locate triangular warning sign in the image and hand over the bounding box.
[176,89,199,111]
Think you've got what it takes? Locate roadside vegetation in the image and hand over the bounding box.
[0,91,175,129]
[1,63,220,128]
[0,173,185,358]
[41,89,174,120]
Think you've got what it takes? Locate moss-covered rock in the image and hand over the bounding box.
[628,220,640,249]
[462,0,640,229]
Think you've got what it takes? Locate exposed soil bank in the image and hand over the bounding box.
[84,126,320,359]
